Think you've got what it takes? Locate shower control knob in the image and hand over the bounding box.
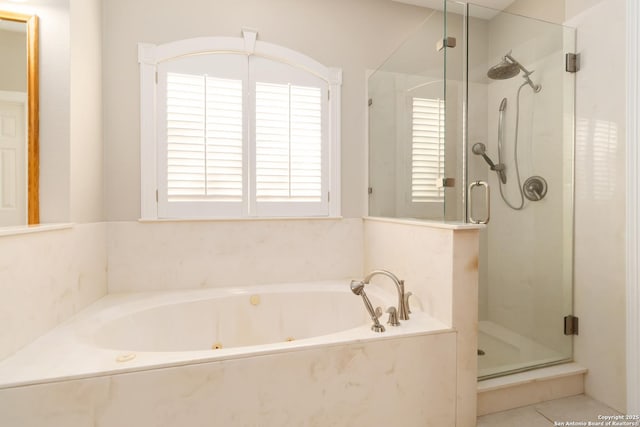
[523,176,548,201]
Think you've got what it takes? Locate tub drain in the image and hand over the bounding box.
[116,353,136,363]
[212,342,223,350]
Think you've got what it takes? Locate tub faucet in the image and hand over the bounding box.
[363,270,410,320]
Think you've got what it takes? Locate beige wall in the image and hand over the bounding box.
[505,0,565,24]
[102,0,430,220]
[70,0,103,223]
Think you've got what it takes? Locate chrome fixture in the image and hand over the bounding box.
[386,306,400,327]
[523,176,548,201]
[363,269,410,321]
[350,280,385,332]
[472,142,506,184]
[469,180,490,224]
[487,50,541,93]
[483,52,544,211]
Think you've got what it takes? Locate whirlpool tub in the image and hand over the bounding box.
[0,280,459,426]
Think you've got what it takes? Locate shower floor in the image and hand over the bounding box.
[478,320,569,379]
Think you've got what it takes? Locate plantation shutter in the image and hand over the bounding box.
[251,56,329,217]
[255,82,323,202]
[411,97,445,203]
[165,73,243,202]
[157,53,248,218]
[152,49,334,219]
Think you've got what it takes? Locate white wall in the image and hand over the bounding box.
[69,0,103,223]
[505,0,565,24]
[566,0,627,412]
[102,0,431,221]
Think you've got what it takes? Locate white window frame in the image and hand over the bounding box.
[138,31,342,219]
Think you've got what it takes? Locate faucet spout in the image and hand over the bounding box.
[363,270,410,320]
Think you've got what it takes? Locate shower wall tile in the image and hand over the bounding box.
[363,218,455,325]
[0,331,457,427]
[0,223,108,361]
[107,218,363,292]
[566,0,627,413]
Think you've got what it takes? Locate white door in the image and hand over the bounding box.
[0,93,26,226]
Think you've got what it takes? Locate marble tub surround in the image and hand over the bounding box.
[364,218,481,427]
[0,331,457,427]
[0,223,108,361]
[107,218,363,292]
[0,217,480,426]
[0,280,450,389]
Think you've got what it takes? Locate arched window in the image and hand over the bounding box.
[139,30,342,219]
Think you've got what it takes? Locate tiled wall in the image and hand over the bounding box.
[107,219,364,292]
[566,0,627,412]
[0,332,457,427]
[0,223,107,360]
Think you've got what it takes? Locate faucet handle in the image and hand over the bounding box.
[403,292,413,314]
[375,306,383,319]
[386,306,400,326]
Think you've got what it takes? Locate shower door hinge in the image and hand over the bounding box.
[368,98,373,107]
[566,53,580,73]
[564,315,579,335]
[368,187,373,195]
[436,177,456,188]
[437,36,457,52]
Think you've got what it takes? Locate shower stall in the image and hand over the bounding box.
[368,1,576,379]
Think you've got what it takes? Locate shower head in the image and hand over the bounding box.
[487,58,520,80]
[487,51,541,92]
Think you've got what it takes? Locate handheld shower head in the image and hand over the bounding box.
[472,143,507,184]
[472,142,488,156]
[350,280,365,295]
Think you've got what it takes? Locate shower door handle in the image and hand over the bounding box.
[469,181,490,224]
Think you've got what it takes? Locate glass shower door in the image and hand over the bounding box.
[463,3,576,379]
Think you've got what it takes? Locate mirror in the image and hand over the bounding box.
[0,11,38,226]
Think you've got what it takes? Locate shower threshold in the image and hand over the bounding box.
[478,320,571,380]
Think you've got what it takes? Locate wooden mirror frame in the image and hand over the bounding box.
[0,11,38,224]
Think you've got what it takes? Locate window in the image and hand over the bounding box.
[411,97,445,203]
[139,32,341,219]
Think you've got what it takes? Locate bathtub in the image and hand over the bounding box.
[0,280,449,389]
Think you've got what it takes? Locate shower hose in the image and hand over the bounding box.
[498,81,530,211]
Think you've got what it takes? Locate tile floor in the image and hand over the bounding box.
[477,394,622,426]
